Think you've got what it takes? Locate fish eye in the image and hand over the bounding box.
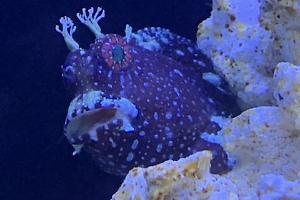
[100,34,132,71]
[112,45,125,63]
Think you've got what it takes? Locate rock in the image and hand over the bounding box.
[273,62,300,131]
[260,0,300,66]
[111,151,238,200]
[197,0,300,109]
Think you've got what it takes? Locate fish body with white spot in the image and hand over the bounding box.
[57,7,239,176]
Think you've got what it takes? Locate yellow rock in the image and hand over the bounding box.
[112,151,238,200]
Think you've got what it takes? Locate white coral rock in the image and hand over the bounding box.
[197,0,300,109]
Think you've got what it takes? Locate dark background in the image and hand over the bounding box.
[0,1,211,199]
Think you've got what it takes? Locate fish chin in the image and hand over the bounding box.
[64,90,138,148]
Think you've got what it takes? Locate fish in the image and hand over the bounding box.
[56,7,240,176]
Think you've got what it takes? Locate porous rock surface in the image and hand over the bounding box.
[197,0,300,109]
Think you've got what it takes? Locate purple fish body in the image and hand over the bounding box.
[56,7,239,176]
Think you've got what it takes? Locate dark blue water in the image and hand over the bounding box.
[0,1,211,199]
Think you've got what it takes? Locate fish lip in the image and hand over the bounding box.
[64,90,139,143]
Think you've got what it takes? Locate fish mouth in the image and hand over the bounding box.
[64,90,138,150]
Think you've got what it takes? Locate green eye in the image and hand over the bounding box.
[112,45,125,63]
